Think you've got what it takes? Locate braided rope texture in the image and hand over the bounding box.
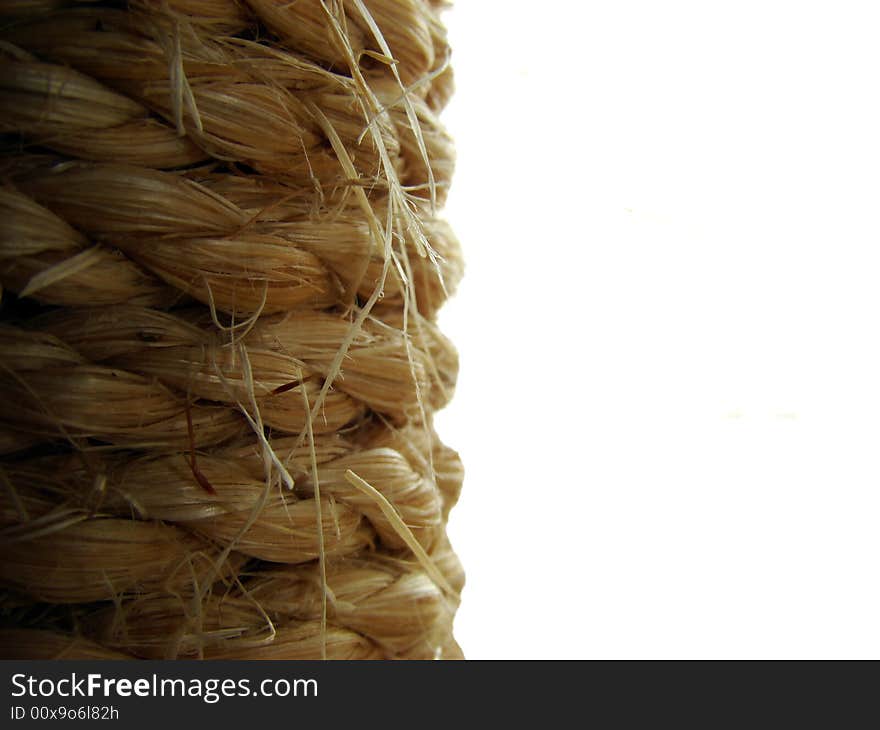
[0,0,464,660]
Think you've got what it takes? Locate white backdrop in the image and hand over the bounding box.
[434,1,880,658]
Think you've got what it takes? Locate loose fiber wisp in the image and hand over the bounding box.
[0,0,465,660]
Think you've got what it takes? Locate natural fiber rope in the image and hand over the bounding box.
[0,0,464,660]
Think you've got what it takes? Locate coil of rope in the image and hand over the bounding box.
[0,0,464,660]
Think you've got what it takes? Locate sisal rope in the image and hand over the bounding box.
[0,0,464,660]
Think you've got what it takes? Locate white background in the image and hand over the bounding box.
[434,1,880,658]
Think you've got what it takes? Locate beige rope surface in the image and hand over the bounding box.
[0,0,464,660]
